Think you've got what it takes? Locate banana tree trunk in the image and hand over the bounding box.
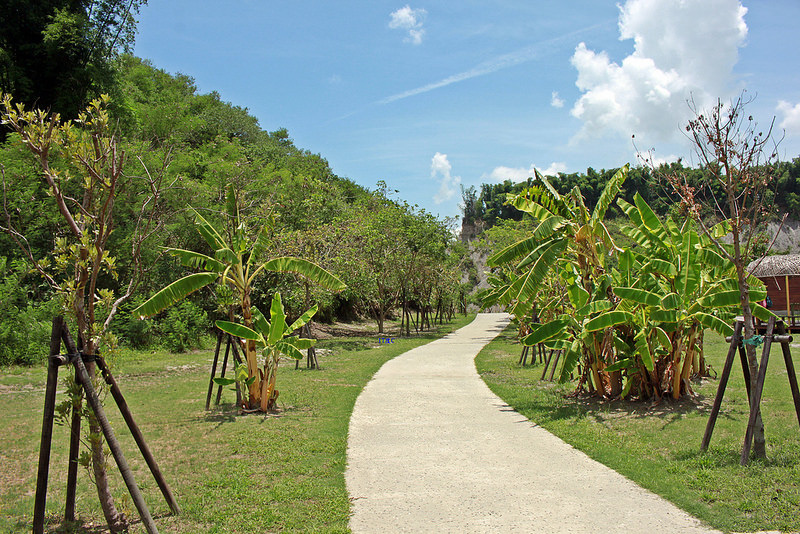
[241,292,262,408]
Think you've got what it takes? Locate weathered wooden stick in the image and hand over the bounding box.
[206,331,224,410]
[62,327,159,534]
[741,317,775,465]
[96,355,181,515]
[64,369,82,522]
[541,350,553,380]
[33,317,65,534]
[215,335,233,406]
[548,350,561,381]
[701,321,743,451]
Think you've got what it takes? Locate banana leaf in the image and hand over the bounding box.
[614,286,661,307]
[216,320,261,342]
[261,257,346,291]
[133,272,218,318]
[268,293,287,345]
[584,310,634,331]
[521,318,571,346]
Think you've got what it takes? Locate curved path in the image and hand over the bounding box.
[346,313,718,533]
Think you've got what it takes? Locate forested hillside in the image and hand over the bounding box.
[0,55,469,364]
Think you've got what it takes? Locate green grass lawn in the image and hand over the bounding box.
[475,323,800,533]
[0,314,475,533]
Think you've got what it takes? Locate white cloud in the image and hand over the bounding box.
[431,152,461,204]
[486,162,567,183]
[778,100,800,136]
[389,5,427,45]
[571,0,748,142]
[551,91,565,108]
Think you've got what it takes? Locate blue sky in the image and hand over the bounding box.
[133,0,800,222]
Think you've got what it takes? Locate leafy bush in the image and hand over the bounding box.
[159,300,208,353]
[0,258,59,365]
[114,297,155,349]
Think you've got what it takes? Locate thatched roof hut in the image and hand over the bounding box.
[748,254,800,278]
[748,254,800,315]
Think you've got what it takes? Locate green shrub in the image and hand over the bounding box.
[114,297,155,349]
[0,258,59,365]
[160,300,208,353]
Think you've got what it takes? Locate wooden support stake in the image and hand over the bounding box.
[541,350,553,380]
[741,317,775,465]
[701,321,743,451]
[33,317,65,534]
[215,336,233,406]
[64,365,82,522]
[548,350,562,381]
[62,325,159,534]
[96,355,181,515]
[206,331,224,410]
[776,322,800,431]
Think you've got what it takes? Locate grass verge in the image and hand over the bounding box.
[475,322,800,533]
[0,313,475,533]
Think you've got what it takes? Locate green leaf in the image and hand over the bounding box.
[191,208,227,251]
[584,310,633,331]
[660,292,681,310]
[698,290,741,308]
[634,192,669,246]
[634,330,654,371]
[613,286,661,307]
[262,257,346,291]
[521,318,571,346]
[751,302,777,322]
[275,340,304,360]
[168,248,225,272]
[288,304,318,333]
[268,293,287,345]
[605,358,634,373]
[213,377,236,386]
[133,272,218,318]
[695,312,734,336]
[575,299,612,317]
[558,339,582,382]
[252,306,271,338]
[643,258,677,277]
[215,320,261,341]
[591,165,627,225]
[650,308,679,323]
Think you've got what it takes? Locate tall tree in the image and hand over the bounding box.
[1,93,165,532]
[649,93,781,459]
[0,0,147,120]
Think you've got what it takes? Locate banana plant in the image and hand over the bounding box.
[583,193,773,399]
[215,293,316,412]
[133,186,345,410]
[485,165,629,396]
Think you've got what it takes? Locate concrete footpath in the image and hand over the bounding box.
[345,313,719,533]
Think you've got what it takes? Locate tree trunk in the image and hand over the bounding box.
[241,291,261,408]
[85,359,127,532]
[737,260,766,458]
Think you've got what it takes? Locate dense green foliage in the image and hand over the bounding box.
[0,55,466,364]
[0,0,147,121]
[463,159,800,229]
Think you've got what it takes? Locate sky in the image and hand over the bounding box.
[133,0,800,221]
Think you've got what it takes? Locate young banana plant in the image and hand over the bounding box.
[216,293,317,412]
[133,186,345,410]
